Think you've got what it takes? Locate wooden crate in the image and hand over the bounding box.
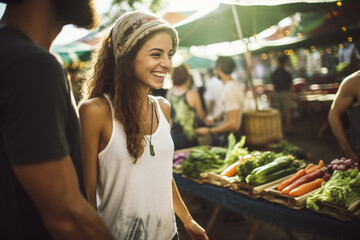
[227,175,291,199]
[262,183,317,210]
[201,172,232,188]
[311,198,360,222]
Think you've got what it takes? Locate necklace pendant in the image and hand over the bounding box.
[149,144,155,156]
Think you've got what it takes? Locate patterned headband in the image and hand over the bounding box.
[112,10,179,59]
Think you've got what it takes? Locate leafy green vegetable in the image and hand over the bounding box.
[210,146,227,159]
[306,169,360,210]
[214,135,248,174]
[269,140,306,160]
[180,146,224,178]
[180,134,248,177]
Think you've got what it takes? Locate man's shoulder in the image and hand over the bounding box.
[0,27,59,69]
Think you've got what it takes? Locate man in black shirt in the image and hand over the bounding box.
[271,55,293,134]
[0,0,113,239]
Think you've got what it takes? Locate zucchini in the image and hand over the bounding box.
[246,167,297,186]
[249,155,293,176]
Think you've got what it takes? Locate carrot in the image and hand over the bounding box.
[220,154,253,177]
[277,169,306,191]
[281,168,324,195]
[289,178,325,197]
[305,163,314,171]
[306,160,324,174]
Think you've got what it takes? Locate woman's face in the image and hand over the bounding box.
[133,31,174,90]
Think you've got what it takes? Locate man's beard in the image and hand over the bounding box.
[51,0,99,30]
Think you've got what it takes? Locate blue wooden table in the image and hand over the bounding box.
[174,173,359,240]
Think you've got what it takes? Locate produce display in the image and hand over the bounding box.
[180,134,248,178]
[306,169,360,210]
[245,155,298,186]
[235,151,281,181]
[281,160,329,195]
[326,157,359,173]
[173,136,360,221]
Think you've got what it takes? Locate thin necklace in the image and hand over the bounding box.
[143,98,150,130]
[145,99,159,156]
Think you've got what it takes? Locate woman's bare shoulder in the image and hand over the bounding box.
[79,97,111,118]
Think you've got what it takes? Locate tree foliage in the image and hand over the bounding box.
[111,0,165,13]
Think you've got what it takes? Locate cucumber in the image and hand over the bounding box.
[250,156,293,176]
[246,167,297,186]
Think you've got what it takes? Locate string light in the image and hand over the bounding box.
[304,50,310,55]
[339,44,344,49]
[261,53,268,60]
[326,48,331,54]
[310,46,316,51]
[297,33,302,37]
[341,26,347,31]
[285,30,290,36]
[348,37,353,42]
[337,1,342,6]
[269,51,275,58]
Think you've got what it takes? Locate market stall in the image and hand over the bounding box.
[173,173,358,240]
[173,135,360,240]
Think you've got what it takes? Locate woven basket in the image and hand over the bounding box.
[241,108,283,146]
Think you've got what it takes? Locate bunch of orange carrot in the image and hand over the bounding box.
[220,154,254,177]
[277,159,328,197]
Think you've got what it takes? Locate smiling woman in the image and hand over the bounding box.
[78,10,209,240]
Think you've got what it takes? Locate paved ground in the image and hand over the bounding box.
[175,111,345,240]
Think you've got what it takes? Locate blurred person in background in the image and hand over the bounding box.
[329,70,360,162]
[271,55,294,135]
[0,0,114,239]
[203,67,223,120]
[79,11,208,240]
[196,56,245,147]
[166,64,205,150]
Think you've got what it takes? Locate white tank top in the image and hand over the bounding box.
[97,94,176,240]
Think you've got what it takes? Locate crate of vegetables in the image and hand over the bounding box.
[262,160,330,210]
[179,134,249,187]
[306,168,360,221]
[228,153,306,199]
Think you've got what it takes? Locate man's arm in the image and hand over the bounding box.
[196,109,240,136]
[328,76,360,162]
[12,156,114,240]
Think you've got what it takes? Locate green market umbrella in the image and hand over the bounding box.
[184,56,214,69]
[51,42,93,66]
[174,0,341,47]
[174,0,342,111]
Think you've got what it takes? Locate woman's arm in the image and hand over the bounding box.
[78,99,106,209]
[158,97,208,239]
[172,179,208,240]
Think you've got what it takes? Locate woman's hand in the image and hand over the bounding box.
[183,219,209,240]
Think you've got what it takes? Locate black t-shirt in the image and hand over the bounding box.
[271,67,293,92]
[0,27,86,239]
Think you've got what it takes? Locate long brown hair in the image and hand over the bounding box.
[83,28,176,162]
